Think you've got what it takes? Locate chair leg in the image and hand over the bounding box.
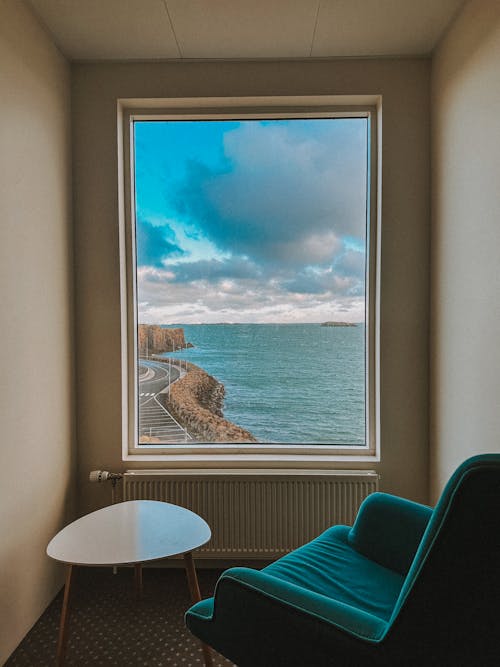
[56,564,74,666]
[183,552,214,667]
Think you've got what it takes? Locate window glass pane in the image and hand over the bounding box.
[134,118,368,446]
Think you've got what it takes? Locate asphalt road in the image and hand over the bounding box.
[138,358,191,443]
[138,359,180,404]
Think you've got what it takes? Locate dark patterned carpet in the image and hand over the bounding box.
[6,567,235,666]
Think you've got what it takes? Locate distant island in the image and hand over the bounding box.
[320,321,358,327]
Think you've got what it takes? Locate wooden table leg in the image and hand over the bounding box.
[56,564,74,666]
[134,563,143,599]
[183,552,213,667]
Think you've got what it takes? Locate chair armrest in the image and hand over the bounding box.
[217,567,387,642]
[186,568,388,665]
[348,492,432,575]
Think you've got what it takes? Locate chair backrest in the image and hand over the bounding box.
[385,454,500,663]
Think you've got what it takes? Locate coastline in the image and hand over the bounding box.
[158,358,257,443]
[140,323,365,444]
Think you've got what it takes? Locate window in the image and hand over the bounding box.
[119,98,379,461]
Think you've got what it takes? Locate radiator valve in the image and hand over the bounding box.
[89,470,123,483]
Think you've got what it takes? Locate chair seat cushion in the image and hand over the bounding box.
[263,525,404,621]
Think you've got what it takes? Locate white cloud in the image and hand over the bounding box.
[138,119,368,323]
[173,119,367,268]
[138,270,364,325]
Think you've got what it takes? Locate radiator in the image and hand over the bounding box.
[123,470,379,559]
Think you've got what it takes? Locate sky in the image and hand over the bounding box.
[134,118,368,324]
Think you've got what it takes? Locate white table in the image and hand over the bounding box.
[47,500,212,666]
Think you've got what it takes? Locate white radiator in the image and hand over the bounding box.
[123,470,378,559]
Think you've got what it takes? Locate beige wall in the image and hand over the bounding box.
[430,0,500,501]
[0,1,75,661]
[72,58,431,514]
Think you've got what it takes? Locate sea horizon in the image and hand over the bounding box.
[150,321,365,327]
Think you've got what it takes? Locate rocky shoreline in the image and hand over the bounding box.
[139,323,255,442]
[159,359,257,443]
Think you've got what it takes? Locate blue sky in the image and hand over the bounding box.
[134,118,367,324]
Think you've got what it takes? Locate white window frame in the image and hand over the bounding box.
[118,95,381,464]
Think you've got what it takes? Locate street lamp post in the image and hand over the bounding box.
[168,356,171,399]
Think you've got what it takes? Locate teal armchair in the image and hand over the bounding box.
[186,455,500,666]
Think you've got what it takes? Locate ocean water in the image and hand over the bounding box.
[161,323,365,445]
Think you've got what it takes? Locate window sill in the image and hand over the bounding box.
[122,451,380,467]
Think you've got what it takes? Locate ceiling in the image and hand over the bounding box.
[28,0,465,62]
